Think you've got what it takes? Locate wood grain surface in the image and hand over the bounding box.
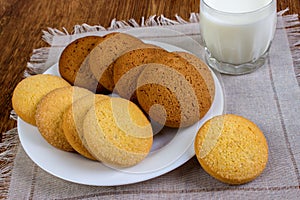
[0,0,299,139]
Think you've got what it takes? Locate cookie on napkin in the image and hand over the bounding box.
[194,114,269,185]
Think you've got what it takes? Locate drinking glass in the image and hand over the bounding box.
[200,0,277,75]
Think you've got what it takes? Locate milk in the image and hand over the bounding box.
[200,0,276,65]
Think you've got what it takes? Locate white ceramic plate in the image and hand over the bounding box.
[18,40,224,186]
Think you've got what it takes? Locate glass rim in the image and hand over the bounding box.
[201,0,276,15]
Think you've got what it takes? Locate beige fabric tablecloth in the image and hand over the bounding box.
[1,13,300,199]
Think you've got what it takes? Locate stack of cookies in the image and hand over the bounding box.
[13,32,269,184]
[12,32,215,167]
[58,32,215,128]
[12,74,153,167]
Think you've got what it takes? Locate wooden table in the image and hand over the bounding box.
[0,0,299,140]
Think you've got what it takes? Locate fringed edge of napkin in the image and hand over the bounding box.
[0,128,19,197]
[0,111,18,196]
[41,13,199,45]
[283,14,300,83]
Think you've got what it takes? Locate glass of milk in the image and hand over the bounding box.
[200,0,277,75]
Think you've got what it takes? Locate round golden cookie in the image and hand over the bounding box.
[35,86,92,151]
[128,48,214,128]
[88,32,145,92]
[12,74,71,126]
[62,94,109,160]
[83,97,153,167]
[194,114,269,185]
[58,35,110,94]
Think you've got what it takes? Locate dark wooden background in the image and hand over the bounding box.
[0,0,299,140]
